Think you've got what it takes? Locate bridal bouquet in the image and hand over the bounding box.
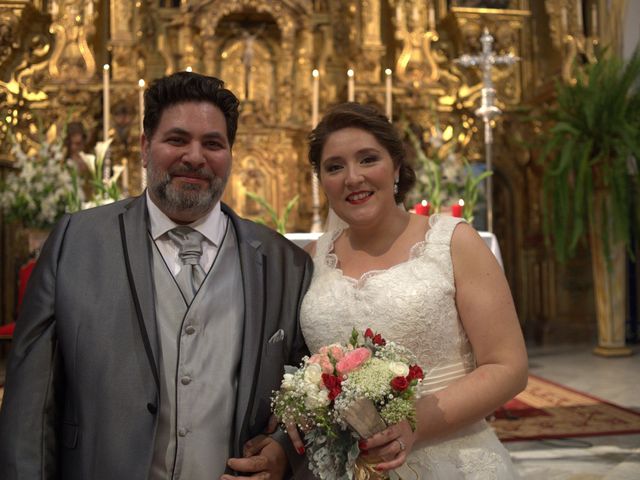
[272,328,424,480]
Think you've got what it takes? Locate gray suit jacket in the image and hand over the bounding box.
[0,195,313,479]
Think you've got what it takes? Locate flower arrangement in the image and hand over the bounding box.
[405,120,491,223]
[76,138,123,209]
[0,130,77,229]
[272,328,424,480]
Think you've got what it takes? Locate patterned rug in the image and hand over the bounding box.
[490,374,640,441]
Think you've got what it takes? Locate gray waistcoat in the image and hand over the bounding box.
[149,222,244,480]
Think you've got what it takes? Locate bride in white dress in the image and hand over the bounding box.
[293,103,528,479]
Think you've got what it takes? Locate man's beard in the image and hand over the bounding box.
[146,160,228,219]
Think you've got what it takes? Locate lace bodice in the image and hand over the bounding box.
[300,214,475,387]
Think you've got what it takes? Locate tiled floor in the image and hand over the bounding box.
[507,345,640,479]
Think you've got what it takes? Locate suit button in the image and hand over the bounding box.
[147,403,157,414]
[181,376,192,385]
[178,428,187,437]
[185,325,196,335]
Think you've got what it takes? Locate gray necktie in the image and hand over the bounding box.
[168,226,206,303]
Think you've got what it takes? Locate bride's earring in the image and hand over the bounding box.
[393,177,399,195]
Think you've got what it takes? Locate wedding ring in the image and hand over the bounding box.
[396,439,406,452]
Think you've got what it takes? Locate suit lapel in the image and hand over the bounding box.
[224,204,265,454]
[119,195,160,392]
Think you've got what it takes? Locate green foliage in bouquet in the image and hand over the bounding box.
[540,47,640,261]
[245,191,299,234]
[0,128,77,229]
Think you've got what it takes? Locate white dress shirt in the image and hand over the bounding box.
[146,191,228,275]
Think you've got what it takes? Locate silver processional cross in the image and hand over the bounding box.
[454,28,519,233]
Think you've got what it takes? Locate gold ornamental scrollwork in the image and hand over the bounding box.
[48,0,97,82]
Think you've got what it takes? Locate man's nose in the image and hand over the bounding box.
[181,143,205,166]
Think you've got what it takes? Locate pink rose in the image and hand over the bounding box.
[336,347,371,376]
[308,354,334,374]
[319,344,345,361]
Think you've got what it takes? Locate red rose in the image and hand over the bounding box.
[322,373,343,401]
[372,333,386,346]
[390,376,409,392]
[364,328,374,339]
[328,385,342,401]
[407,365,424,381]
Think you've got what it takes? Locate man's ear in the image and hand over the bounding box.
[140,133,149,167]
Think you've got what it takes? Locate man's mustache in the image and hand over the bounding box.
[167,165,215,181]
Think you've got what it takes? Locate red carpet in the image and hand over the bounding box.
[490,374,640,441]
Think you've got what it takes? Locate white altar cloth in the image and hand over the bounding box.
[285,231,503,269]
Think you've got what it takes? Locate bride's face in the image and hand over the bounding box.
[319,127,400,228]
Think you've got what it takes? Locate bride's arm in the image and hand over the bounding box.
[412,222,528,442]
[366,222,527,470]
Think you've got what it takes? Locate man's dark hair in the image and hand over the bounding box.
[308,102,416,204]
[143,72,240,146]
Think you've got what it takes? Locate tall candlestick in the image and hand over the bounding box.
[576,0,583,32]
[384,68,392,121]
[561,7,568,33]
[138,79,147,189]
[347,69,355,102]
[138,79,145,135]
[311,69,319,128]
[102,64,110,141]
[428,4,436,31]
[591,3,598,36]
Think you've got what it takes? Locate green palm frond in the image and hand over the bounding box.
[541,46,640,262]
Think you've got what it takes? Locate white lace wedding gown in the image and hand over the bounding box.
[300,215,518,479]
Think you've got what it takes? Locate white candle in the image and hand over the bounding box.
[347,69,355,102]
[138,79,145,135]
[561,7,568,32]
[102,64,110,141]
[312,69,319,128]
[385,68,392,121]
[591,3,598,36]
[138,79,147,189]
[576,0,583,31]
[428,5,436,31]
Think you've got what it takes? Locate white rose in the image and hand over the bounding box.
[304,363,323,386]
[281,373,295,391]
[305,388,330,410]
[388,361,410,377]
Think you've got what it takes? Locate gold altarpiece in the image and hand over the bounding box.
[0,0,631,346]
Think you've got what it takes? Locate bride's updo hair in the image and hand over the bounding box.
[308,102,416,204]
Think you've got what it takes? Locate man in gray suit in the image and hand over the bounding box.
[0,72,312,479]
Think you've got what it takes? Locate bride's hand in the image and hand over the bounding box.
[285,422,307,455]
[359,420,414,472]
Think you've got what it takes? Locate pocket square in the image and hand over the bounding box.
[268,329,285,343]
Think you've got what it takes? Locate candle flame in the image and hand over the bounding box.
[103,64,110,71]
[385,68,392,76]
[458,199,465,206]
[138,79,145,88]
[186,66,193,72]
[347,69,354,78]
[421,200,428,207]
[312,69,319,78]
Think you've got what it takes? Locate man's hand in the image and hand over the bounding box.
[220,435,287,480]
